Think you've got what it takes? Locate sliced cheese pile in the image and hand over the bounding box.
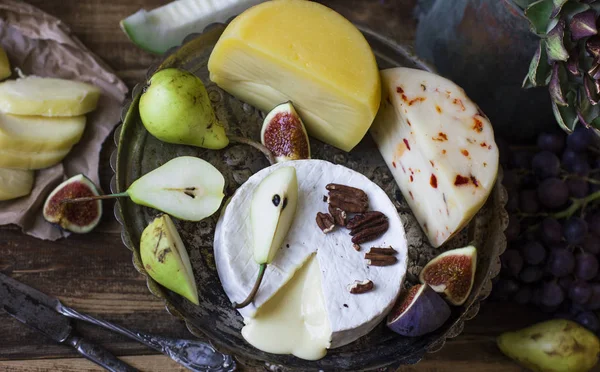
[214,160,408,359]
[207,0,381,152]
[370,67,499,248]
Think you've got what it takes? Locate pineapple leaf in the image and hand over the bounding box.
[525,0,557,34]
[524,39,552,88]
[578,85,600,125]
[551,0,569,18]
[513,0,542,9]
[546,19,570,61]
[584,74,600,103]
[569,8,598,40]
[566,47,581,76]
[550,63,569,105]
[586,36,600,58]
[559,2,591,20]
[552,90,578,132]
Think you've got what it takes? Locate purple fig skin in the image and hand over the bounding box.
[386,284,451,337]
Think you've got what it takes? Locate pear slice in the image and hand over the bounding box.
[0,113,86,152]
[0,47,11,81]
[0,168,34,201]
[234,166,299,308]
[260,101,311,163]
[0,147,71,170]
[64,156,226,222]
[140,214,199,305]
[0,76,101,117]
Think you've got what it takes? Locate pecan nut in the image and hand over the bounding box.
[366,255,397,266]
[315,212,335,233]
[346,211,385,230]
[328,205,347,227]
[351,220,389,244]
[347,279,374,294]
[326,183,369,213]
[367,246,397,255]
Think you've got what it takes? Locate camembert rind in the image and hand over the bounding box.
[207,0,381,152]
[370,67,499,248]
[214,159,408,350]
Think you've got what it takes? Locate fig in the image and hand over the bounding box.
[42,174,102,233]
[260,101,311,163]
[419,245,477,306]
[386,283,451,337]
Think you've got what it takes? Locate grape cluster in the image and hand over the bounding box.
[493,125,600,335]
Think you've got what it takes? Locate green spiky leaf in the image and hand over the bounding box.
[525,0,557,34]
[551,0,569,17]
[524,39,552,88]
[578,85,600,126]
[546,19,569,61]
[552,90,578,132]
[559,2,591,20]
[584,73,600,104]
[549,63,569,105]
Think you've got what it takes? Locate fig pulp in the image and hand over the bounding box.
[419,246,477,306]
[260,101,311,163]
[42,174,102,233]
[386,283,451,337]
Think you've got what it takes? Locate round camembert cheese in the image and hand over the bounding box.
[214,159,408,360]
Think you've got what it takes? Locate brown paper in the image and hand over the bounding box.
[0,0,128,240]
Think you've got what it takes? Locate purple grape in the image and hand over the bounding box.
[567,178,589,198]
[501,249,524,277]
[564,217,588,245]
[575,252,599,281]
[583,234,600,255]
[575,311,600,332]
[506,193,519,213]
[586,284,600,310]
[541,281,565,307]
[537,132,565,154]
[558,276,574,290]
[511,150,533,169]
[567,126,593,152]
[547,248,575,277]
[532,151,561,178]
[569,281,592,304]
[562,150,587,171]
[514,286,533,304]
[522,241,547,265]
[505,215,520,242]
[587,213,600,234]
[519,190,540,213]
[493,278,520,299]
[502,170,519,191]
[532,286,543,306]
[537,178,569,209]
[520,266,544,283]
[571,302,587,316]
[572,159,590,177]
[540,217,563,245]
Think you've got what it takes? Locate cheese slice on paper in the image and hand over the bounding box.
[214,159,408,359]
[370,67,499,248]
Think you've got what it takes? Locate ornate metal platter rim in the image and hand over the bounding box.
[110,21,509,371]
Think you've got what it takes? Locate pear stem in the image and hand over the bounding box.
[61,192,129,204]
[233,263,267,309]
[229,136,276,165]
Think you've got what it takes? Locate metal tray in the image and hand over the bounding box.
[110,22,508,371]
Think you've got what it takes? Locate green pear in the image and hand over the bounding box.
[140,214,199,305]
[233,166,299,308]
[62,156,225,222]
[139,67,229,149]
[497,319,600,372]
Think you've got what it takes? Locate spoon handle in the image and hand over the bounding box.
[59,305,236,372]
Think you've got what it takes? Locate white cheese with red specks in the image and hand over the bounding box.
[370,67,499,248]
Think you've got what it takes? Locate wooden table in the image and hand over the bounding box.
[0,1,545,371]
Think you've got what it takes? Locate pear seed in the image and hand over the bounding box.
[272,194,281,206]
[282,197,288,210]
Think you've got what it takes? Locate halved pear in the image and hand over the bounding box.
[234,166,299,308]
[0,76,100,117]
[62,156,226,222]
[0,147,71,170]
[140,214,199,305]
[0,168,34,201]
[0,113,86,152]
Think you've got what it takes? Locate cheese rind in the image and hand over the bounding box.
[207,0,381,152]
[370,68,499,248]
[214,159,408,352]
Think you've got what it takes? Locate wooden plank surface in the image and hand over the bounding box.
[0,1,540,371]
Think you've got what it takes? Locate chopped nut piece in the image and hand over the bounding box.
[367,247,397,255]
[351,220,389,244]
[315,212,335,233]
[347,279,374,294]
[353,243,361,251]
[328,204,347,227]
[346,211,385,230]
[366,255,397,266]
[326,183,369,213]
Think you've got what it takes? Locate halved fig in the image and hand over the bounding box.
[260,101,311,163]
[43,174,102,233]
[419,246,477,306]
[386,283,451,337]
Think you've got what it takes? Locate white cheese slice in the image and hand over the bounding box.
[370,67,499,248]
[214,159,408,353]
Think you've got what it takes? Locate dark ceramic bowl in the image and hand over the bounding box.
[110,22,508,371]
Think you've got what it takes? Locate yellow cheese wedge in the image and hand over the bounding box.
[0,147,71,170]
[0,47,11,81]
[0,76,101,117]
[0,113,86,152]
[0,168,34,201]
[208,0,381,152]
